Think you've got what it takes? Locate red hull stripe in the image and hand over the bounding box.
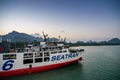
[0,58,81,77]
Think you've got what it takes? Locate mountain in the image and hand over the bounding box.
[69,38,120,46]
[1,31,43,42]
[31,33,41,38]
[108,38,120,44]
[1,31,120,45]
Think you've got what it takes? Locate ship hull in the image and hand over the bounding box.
[0,58,82,77]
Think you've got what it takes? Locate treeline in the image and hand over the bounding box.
[65,41,120,46]
[66,38,120,46]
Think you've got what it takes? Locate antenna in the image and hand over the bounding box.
[59,35,61,41]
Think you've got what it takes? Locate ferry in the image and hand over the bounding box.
[0,32,84,77]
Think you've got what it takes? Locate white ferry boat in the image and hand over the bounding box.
[0,32,84,77]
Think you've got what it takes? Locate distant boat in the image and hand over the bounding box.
[0,32,84,77]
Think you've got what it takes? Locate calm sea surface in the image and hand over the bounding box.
[2,46,120,80]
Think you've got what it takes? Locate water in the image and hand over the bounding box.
[2,46,120,80]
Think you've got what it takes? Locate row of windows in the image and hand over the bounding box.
[41,46,63,51]
[23,50,67,58]
[24,53,33,58]
[51,50,67,54]
[3,54,16,60]
[2,50,67,60]
[23,57,50,64]
[24,52,50,58]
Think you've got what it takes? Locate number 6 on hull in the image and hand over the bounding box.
[2,60,14,70]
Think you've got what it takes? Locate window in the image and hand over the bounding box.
[58,47,62,50]
[44,57,49,62]
[51,51,57,54]
[55,47,58,49]
[23,59,33,64]
[3,55,9,60]
[35,58,43,63]
[49,47,51,49]
[58,51,62,53]
[69,49,77,53]
[44,52,49,57]
[63,50,67,53]
[35,53,42,57]
[24,53,33,58]
[10,54,16,59]
[64,46,69,49]
[3,54,16,60]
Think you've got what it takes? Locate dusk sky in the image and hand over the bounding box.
[0,0,120,42]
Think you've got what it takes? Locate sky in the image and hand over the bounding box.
[0,0,120,42]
